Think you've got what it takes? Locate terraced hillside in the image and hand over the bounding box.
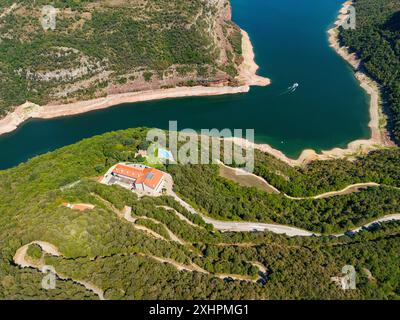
[0,128,399,299]
[0,0,243,117]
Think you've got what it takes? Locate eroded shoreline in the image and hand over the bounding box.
[0,1,396,167]
[0,26,270,137]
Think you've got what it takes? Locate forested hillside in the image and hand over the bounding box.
[0,0,243,116]
[1,0,399,300]
[0,128,398,299]
[340,0,400,143]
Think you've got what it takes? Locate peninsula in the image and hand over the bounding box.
[0,0,269,136]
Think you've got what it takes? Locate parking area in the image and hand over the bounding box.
[108,175,134,190]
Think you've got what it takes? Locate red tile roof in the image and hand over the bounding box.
[62,203,95,211]
[112,164,164,190]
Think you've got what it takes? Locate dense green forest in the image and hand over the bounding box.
[170,164,400,233]
[340,0,400,143]
[0,127,398,299]
[252,148,400,197]
[0,0,242,116]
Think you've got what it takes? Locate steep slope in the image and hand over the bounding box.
[340,0,400,143]
[0,128,399,299]
[0,0,249,117]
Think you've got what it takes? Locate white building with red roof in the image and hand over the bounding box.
[102,163,165,194]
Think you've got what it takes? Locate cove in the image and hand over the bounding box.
[0,0,370,170]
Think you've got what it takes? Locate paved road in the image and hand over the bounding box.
[166,182,400,237]
[334,214,400,236]
[204,214,400,237]
[164,166,400,237]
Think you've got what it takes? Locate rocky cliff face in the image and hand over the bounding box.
[0,0,244,114]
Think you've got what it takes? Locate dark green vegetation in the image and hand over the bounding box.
[26,243,43,261]
[172,164,400,234]
[135,218,172,241]
[0,0,242,116]
[252,149,400,197]
[0,0,385,169]
[219,164,278,193]
[0,128,399,299]
[340,0,400,143]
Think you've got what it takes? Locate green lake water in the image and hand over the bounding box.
[0,0,370,169]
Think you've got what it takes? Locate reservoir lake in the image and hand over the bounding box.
[0,0,370,169]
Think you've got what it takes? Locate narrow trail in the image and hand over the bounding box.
[163,226,186,245]
[93,193,190,246]
[136,215,186,245]
[142,253,261,283]
[0,3,18,19]
[164,176,400,236]
[13,241,105,300]
[333,214,400,237]
[121,206,166,240]
[250,261,268,274]
[216,242,256,248]
[285,182,381,200]
[83,196,265,283]
[139,253,209,275]
[95,174,399,237]
[14,241,266,293]
[122,205,186,244]
[60,180,81,191]
[93,195,169,241]
[157,205,203,229]
[219,162,382,200]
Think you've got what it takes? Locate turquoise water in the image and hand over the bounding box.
[0,0,370,169]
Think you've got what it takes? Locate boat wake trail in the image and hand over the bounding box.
[279,83,299,95]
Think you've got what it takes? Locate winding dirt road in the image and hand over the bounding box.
[163,169,399,237]
[219,162,381,199]
[285,182,381,200]
[14,241,265,291]
[204,213,400,237]
[143,253,262,283]
[13,241,105,300]
[165,179,399,237]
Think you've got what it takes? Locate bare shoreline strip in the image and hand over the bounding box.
[0,86,249,136]
[0,2,395,167]
[0,27,270,137]
[238,29,271,87]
